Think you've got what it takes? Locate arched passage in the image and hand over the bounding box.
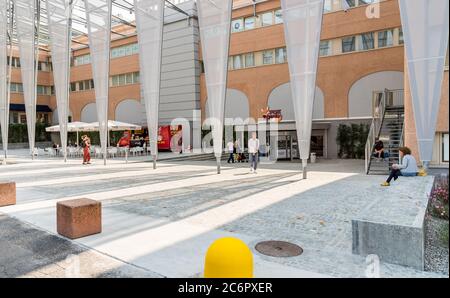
[205,88,250,120]
[115,99,146,125]
[80,103,97,123]
[348,71,404,118]
[267,83,325,121]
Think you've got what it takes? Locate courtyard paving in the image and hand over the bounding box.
[0,156,447,278]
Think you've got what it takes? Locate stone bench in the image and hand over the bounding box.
[57,199,102,239]
[352,176,434,271]
[0,181,16,207]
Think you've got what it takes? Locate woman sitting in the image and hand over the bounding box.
[381,147,418,187]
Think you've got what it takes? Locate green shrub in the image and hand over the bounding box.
[336,123,369,159]
[0,123,51,143]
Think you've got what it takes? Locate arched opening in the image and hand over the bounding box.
[348,71,404,118]
[80,103,97,123]
[205,88,250,120]
[267,83,325,121]
[115,99,146,125]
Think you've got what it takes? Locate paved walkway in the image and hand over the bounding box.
[0,158,446,278]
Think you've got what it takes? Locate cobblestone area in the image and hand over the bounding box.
[0,214,161,278]
[0,159,447,278]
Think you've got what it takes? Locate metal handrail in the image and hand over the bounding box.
[365,91,387,174]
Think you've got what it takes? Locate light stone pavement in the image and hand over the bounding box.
[0,157,447,278]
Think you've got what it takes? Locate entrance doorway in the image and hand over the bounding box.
[277,133,298,161]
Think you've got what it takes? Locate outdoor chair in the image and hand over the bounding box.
[108,147,118,158]
[46,148,56,157]
[95,147,102,159]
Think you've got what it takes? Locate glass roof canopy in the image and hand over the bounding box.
[5,0,196,50]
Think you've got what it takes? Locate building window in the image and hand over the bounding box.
[110,72,140,87]
[358,32,375,51]
[263,50,274,65]
[275,10,283,24]
[111,43,139,59]
[20,113,27,124]
[275,48,287,64]
[10,83,23,93]
[232,18,244,33]
[343,0,356,9]
[245,53,255,67]
[244,17,256,30]
[378,30,394,48]
[70,82,77,92]
[74,54,91,66]
[319,40,332,56]
[234,55,243,69]
[324,0,333,12]
[443,133,449,163]
[342,36,356,53]
[261,12,273,27]
[399,28,404,45]
[12,112,19,124]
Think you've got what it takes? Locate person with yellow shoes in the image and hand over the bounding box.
[381,147,419,187]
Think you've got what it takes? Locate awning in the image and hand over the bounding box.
[10,104,52,113]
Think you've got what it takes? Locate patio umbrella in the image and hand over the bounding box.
[86,121,143,163]
[46,121,92,146]
[85,120,142,132]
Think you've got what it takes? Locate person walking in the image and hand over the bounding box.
[381,147,418,186]
[227,140,235,163]
[248,132,260,173]
[82,135,91,165]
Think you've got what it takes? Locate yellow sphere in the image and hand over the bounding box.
[204,237,253,278]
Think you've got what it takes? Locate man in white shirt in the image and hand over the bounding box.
[248,132,260,173]
[227,140,235,163]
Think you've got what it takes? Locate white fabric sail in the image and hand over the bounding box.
[84,0,112,165]
[46,0,73,162]
[134,0,164,165]
[0,0,9,159]
[399,0,449,163]
[281,0,324,176]
[197,0,233,172]
[14,0,37,156]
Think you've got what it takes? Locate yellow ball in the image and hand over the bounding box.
[204,237,253,278]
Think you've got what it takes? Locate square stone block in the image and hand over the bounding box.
[57,199,102,239]
[0,181,16,207]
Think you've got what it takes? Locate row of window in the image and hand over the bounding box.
[228,47,287,70]
[231,1,382,34]
[320,28,403,57]
[73,43,139,66]
[231,9,283,33]
[10,83,53,95]
[69,72,140,92]
[111,72,140,87]
[70,79,94,92]
[10,112,50,124]
[227,27,401,70]
[7,57,53,71]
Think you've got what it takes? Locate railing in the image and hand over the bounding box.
[365,90,387,174]
[398,117,405,164]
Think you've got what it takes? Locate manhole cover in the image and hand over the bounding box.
[255,241,303,257]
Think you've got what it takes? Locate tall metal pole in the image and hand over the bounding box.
[62,0,74,163]
[31,0,40,160]
[3,0,14,165]
[104,1,112,166]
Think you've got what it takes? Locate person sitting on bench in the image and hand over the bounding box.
[381,147,419,187]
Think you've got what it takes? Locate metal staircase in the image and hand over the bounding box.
[365,90,405,175]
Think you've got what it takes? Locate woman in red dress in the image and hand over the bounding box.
[82,135,91,165]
